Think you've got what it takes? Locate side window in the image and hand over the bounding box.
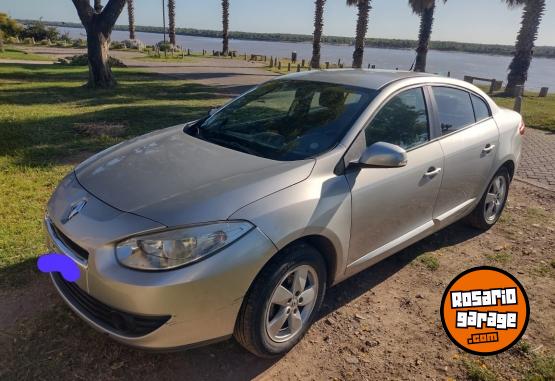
[365,88,429,150]
[471,94,491,122]
[432,87,476,135]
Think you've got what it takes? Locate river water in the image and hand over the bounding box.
[59,26,555,90]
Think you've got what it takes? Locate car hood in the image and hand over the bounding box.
[75,125,315,227]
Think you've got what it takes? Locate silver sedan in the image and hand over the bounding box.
[45,70,524,357]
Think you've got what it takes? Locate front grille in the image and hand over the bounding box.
[53,273,170,337]
[50,222,89,261]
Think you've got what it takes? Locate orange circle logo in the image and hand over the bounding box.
[441,267,529,355]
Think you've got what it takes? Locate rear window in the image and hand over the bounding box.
[432,87,476,136]
[471,94,491,122]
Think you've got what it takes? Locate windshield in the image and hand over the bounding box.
[196,80,376,161]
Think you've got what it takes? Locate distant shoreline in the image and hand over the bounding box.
[19,19,555,59]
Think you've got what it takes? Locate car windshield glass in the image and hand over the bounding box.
[196,80,376,161]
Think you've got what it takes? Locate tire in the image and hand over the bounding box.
[466,167,511,230]
[234,243,327,358]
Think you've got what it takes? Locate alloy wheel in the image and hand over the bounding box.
[484,175,507,223]
[264,265,319,343]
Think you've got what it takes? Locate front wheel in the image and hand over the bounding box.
[466,167,510,230]
[234,244,327,358]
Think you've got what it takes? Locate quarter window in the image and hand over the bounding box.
[365,88,429,150]
[471,94,491,122]
[432,87,476,135]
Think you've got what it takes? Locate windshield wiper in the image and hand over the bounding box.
[200,131,259,156]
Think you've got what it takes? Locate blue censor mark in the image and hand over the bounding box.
[37,253,81,282]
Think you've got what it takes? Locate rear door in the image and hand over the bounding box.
[430,86,499,222]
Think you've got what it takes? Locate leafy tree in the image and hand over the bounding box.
[503,0,546,94]
[127,0,136,40]
[222,0,230,55]
[0,13,22,37]
[20,20,60,41]
[168,0,176,45]
[310,0,326,69]
[346,0,372,68]
[71,0,127,88]
[409,0,446,72]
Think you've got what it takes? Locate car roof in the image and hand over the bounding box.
[277,69,434,90]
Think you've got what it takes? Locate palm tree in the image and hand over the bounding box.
[222,0,230,55]
[409,0,446,72]
[310,0,326,69]
[127,0,135,40]
[168,0,176,46]
[503,0,546,94]
[346,0,372,68]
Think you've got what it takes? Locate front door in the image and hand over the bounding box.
[345,87,444,266]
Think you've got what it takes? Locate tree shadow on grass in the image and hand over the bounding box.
[1,221,483,381]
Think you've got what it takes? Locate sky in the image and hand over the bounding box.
[1,0,554,46]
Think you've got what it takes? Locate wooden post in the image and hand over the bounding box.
[539,87,549,97]
[489,80,496,95]
[371,65,376,69]
[287,62,291,72]
[514,85,524,98]
[447,71,451,77]
[301,59,305,67]
[297,64,301,72]
[291,51,297,63]
[325,62,329,69]
[514,95,523,113]
[464,76,473,84]
[368,64,371,69]
[278,61,282,70]
[187,49,191,56]
[338,59,341,67]
[269,56,273,68]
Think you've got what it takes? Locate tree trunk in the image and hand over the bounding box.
[310,0,326,69]
[505,0,545,94]
[352,0,371,69]
[168,0,176,46]
[87,27,116,88]
[72,0,127,89]
[94,0,103,13]
[222,0,230,55]
[414,3,435,72]
[127,0,135,40]
[0,35,4,53]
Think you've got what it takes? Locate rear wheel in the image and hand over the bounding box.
[466,167,510,230]
[234,244,326,358]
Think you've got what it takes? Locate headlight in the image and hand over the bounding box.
[116,221,253,271]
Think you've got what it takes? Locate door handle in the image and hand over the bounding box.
[424,167,442,177]
[482,144,496,154]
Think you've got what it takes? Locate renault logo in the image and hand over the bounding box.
[64,200,87,223]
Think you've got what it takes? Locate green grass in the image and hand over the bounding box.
[485,251,511,264]
[0,47,53,61]
[525,353,555,381]
[493,93,555,132]
[0,63,228,288]
[463,359,498,381]
[418,253,439,271]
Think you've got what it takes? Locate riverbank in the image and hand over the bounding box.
[20,19,555,59]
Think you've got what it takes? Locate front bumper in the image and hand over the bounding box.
[47,221,277,349]
[45,174,277,349]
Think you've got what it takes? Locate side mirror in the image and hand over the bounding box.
[358,142,408,168]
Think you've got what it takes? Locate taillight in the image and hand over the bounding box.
[518,120,526,135]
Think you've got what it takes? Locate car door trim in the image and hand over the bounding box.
[432,198,476,224]
[347,220,435,269]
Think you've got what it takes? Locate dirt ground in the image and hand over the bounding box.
[0,180,553,381]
